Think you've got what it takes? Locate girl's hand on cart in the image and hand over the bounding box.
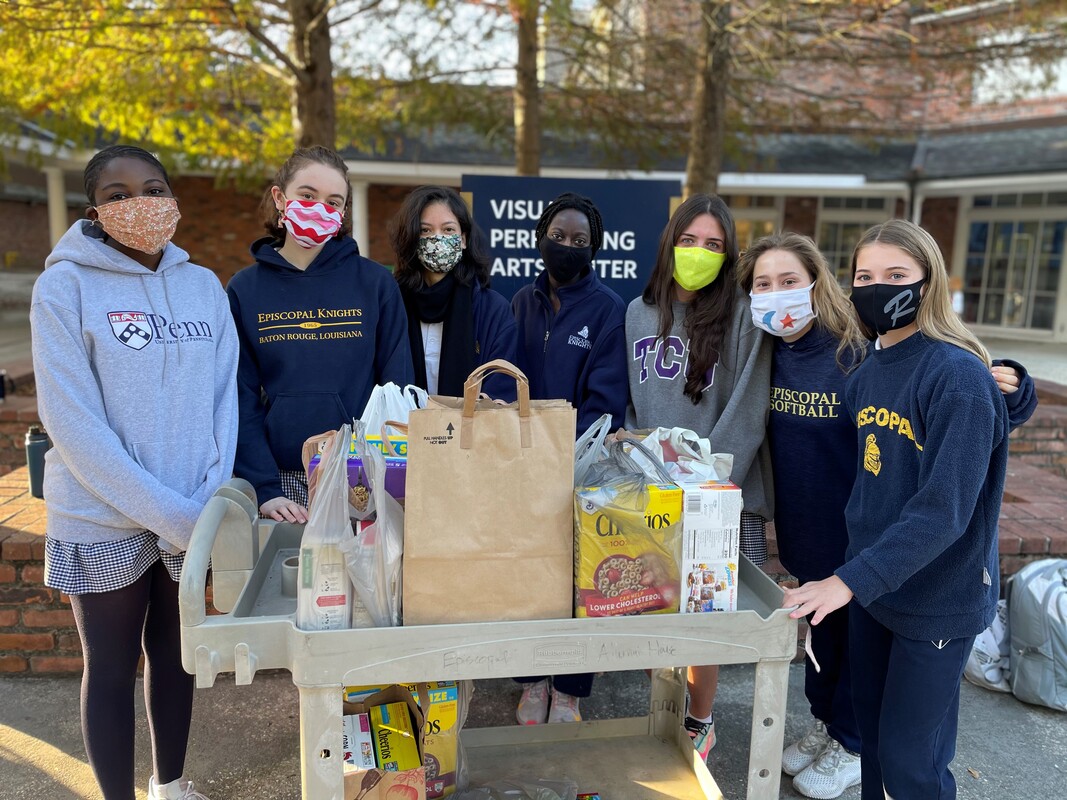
[260,496,308,524]
[782,576,853,626]
[990,365,1020,395]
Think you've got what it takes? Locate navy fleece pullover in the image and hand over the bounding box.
[227,236,413,503]
[837,332,1009,641]
[512,269,628,433]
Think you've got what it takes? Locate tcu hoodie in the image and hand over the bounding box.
[30,220,239,553]
[227,236,413,504]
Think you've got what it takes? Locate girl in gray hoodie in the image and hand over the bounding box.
[30,145,238,800]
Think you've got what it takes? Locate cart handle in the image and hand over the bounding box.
[179,494,252,628]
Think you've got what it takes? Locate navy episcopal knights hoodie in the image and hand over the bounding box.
[511,268,628,434]
[227,236,413,504]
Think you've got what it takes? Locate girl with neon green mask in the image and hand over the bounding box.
[624,193,772,761]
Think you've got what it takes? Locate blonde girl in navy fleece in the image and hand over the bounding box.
[783,220,1021,800]
[740,232,1034,800]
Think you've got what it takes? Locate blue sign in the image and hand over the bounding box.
[461,175,681,302]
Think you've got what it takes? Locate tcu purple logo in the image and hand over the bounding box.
[633,335,718,388]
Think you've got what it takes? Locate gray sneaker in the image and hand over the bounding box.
[792,739,862,799]
[782,719,831,776]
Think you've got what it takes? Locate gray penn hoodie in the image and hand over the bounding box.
[30,220,239,553]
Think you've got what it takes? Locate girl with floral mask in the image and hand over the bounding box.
[31,145,240,800]
[624,193,773,762]
[389,185,516,399]
[780,220,1036,800]
[227,146,413,524]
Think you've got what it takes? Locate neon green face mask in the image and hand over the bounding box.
[673,246,726,292]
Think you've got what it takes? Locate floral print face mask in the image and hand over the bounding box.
[93,196,181,255]
[416,233,463,273]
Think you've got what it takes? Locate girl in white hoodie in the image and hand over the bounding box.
[30,145,238,800]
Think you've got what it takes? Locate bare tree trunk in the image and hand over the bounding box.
[514,0,541,175]
[685,1,730,197]
[290,0,337,149]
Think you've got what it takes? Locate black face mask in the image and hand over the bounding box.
[851,278,926,335]
[539,238,591,285]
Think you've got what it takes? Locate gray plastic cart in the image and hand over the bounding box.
[179,481,798,800]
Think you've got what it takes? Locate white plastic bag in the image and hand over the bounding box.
[574,412,613,488]
[964,599,1011,692]
[360,382,427,431]
[296,423,354,631]
[340,425,404,627]
[630,426,732,483]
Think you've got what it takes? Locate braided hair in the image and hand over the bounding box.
[84,145,171,203]
[534,192,605,259]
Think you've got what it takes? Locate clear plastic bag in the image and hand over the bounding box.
[631,426,732,483]
[574,413,613,488]
[296,423,354,631]
[340,424,404,627]
[360,382,427,432]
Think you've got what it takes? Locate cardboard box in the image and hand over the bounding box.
[308,453,407,501]
[575,482,683,617]
[343,686,427,800]
[343,682,462,798]
[342,713,376,772]
[680,481,742,613]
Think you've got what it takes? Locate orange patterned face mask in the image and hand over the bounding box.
[93,196,181,255]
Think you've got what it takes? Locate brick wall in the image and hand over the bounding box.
[782,196,818,238]
[920,196,960,268]
[366,183,414,265]
[0,200,80,274]
[0,471,80,673]
[1008,384,1067,480]
[0,401,41,479]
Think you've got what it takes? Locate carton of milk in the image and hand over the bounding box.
[342,713,376,772]
[680,481,742,613]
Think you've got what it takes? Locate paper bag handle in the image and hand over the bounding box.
[380,420,408,457]
[460,359,532,450]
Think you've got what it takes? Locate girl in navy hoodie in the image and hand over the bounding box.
[388,185,516,400]
[783,220,1029,800]
[510,192,627,725]
[739,232,1034,799]
[228,147,413,523]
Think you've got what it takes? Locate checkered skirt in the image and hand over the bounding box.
[45,530,185,595]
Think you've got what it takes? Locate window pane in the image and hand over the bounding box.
[982,293,1004,324]
[1035,256,1061,292]
[965,256,985,289]
[844,196,863,209]
[1048,192,1067,205]
[962,291,981,324]
[1031,295,1056,330]
[995,193,1018,208]
[823,197,842,209]
[973,195,993,207]
[866,198,886,210]
[1021,192,1044,207]
[967,222,989,256]
[818,222,837,252]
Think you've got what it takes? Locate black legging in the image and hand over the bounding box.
[70,558,193,800]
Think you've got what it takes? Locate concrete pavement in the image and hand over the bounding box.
[1,662,1065,799]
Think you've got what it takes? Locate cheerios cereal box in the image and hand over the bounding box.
[574,482,683,617]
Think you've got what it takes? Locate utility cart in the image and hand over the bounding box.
[179,481,798,800]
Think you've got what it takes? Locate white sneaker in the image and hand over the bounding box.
[516,679,550,725]
[782,719,831,776]
[547,687,581,723]
[148,776,212,800]
[792,739,862,799]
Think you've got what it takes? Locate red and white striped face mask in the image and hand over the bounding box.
[280,199,343,249]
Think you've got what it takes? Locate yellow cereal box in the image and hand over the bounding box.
[370,702,421,772]
[575,482,683,617]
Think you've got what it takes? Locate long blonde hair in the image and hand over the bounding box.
[850,219,991,366]
[737,232,868,372]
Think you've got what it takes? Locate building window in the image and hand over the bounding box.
[723,195,781,251]
[964,216,1064,331]
[816,197,892,284]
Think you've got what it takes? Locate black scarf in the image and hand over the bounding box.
[402,272,477,396]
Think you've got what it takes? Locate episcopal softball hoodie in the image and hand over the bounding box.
[30,220,239,552]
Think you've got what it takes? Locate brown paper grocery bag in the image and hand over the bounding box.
[403,360,575,625]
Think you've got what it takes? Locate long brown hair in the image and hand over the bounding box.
[850,220,990,366]
[259,146,353,241]
[642,194,739,403]
[737,231,869,372]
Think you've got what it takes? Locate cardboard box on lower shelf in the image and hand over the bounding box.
[342,686,427,800]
